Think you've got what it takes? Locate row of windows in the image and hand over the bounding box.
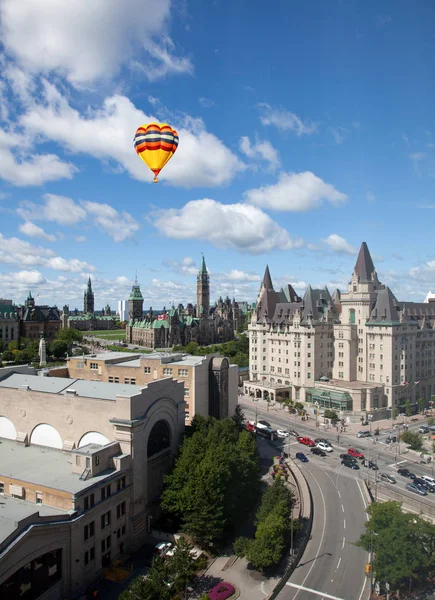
[83,477,126,510]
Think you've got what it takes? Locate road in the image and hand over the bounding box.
[241,402,371,600]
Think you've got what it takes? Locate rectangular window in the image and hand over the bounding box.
[90,362,98,370]
[114,377,119,383]
[84,493,95,510]
[124,378,130,384]
[130,378,136,385]
[184,387,190,396]
[163,368,173,375]
[36,492,43,504]
[108,377,114,383]
[84,551,89,566]
[90,547,95,561]
[101,511,111,529]
[0,482,4,493]
[76,455,81,466]
[178,368,189,377]
[144,366,151,374]
[117,501,126,519]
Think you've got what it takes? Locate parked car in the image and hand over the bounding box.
[315,438,331,446]
[289,429,299,437]
[256,420,271,430]
[386,435,397,444]
[379,473,396,484]
[316,441,333,453]
[421,475,435,486]
[311,447,327,457]
[246,421,256,432]
[348,448,365,459]
[277,429,289,438]
[419,426,430,434]
[406,482,427,496]
[297,436,315,447]
[397,468,416,479]
[340,453,357,462]
[362,459,379,470]
[154,542,172,556]
[414,477,432,491]
[296,452,308,462]
[357,431,372,438]
[342,459,360,469]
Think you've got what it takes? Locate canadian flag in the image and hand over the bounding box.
[157,314,167,321]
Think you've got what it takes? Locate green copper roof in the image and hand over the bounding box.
[129,283,143,301]
[27,290,33,300]
[200,255,207,274]
[0,304,18,320]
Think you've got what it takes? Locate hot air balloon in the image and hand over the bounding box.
[134,123,179,183]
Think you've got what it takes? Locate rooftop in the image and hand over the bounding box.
[0,495,70,546]
[315,378,380,390]
[0,439,119,495]
[0,373,147,401]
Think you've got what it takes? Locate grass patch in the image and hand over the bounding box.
[86,330,125,340]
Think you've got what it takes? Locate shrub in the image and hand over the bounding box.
[209,582,235,600]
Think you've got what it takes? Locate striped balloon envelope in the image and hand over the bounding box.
[134,123,179,183]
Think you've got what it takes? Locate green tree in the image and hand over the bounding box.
[118,575,154,600]
[294,402,304,414]
[49,340,68,359]
[56,328,83,346]
[255,478,293,525]
[168,537,197,593]
[392,407,399,420]
[428,417,435,427]
[357,501,435,590]
[2,350,14,362]
[232,404,245,431]
[404,399,412,418]
[324,409,338,420]
[417,397,425,414]
[401,431,423,450]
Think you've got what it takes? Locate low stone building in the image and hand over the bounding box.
[17,292,61,341]
[0,299,19,345]
[0,373,184,599]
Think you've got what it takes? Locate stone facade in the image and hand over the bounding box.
[126,257,243,349]
[0,299,19,346]
[17,292,61,341]
[248,243,435,420]
[0,373,184,599]
[62,278,116,331]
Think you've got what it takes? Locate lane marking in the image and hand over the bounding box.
[355,478,368,511]
[342,537,345,549]
[341,504,344,513]
[337,490,341,499]
[343,519,346,529]
[291,469,328,600]
[336,557,341,570]
[286,583,346,600]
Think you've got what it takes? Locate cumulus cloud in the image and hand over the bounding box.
[329,126,348,144]
[19,84,244,188]
[75,236,87,243]
[239,136,280,171]
[257,103,317,136]
[163,257,198,276]
[17,194,87,225]
[19,221,56,242]
[0,0,191,86]
[215,270,261,283]
[152,199,303,254]
[322,234,358,255]
[199,97,215,108]
[244,171,348,212]
[81,201,140,242]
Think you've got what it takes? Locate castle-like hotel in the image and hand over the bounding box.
[248,242,435,421]
[126,257,244,348]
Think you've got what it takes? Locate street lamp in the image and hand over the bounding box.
[315,401,319,428]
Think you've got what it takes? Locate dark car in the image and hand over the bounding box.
[406,482,427,496]
[386,435,397,444]
[296,452,308,462]
[362,459,379,470]
[311,447,326,457]
[342,459,360,469]
[289,429,299,437]
[419,426,430,434]
[379,473,396,484]
[414,477,434,492]
[340,453,357,462]
[397,468,416,479]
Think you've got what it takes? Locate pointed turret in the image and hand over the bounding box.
[200,254,207,274]
[262,265,274,292]
[25,291,35,308]
[353,242,376,282]
[87,276,92,291]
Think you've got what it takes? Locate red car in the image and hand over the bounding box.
[348,447,364,459]
[246,421,256,432]
[297,436,315,447]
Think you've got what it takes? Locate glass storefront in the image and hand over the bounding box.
[305,388,353,411]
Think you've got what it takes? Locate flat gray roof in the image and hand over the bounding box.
[111,358,141,368]
[74,352,139,361]
[0,373,146,400]
[0,439,121,495]
[0,495,69,545]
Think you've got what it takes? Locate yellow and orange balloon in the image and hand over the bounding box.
[134,123,179,183]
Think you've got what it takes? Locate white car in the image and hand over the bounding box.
[277,429,289,438]
[421,475,435,485]
[316,441,333,452]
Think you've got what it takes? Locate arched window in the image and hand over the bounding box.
[79,432,110,447]
[147,420,171,457]
[0,416,17,440]
[30,424,62,449]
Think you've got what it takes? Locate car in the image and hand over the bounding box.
[315,438,332,447]
[340,453,357,462]
[277,429,289,438]
[397,468,416,479]
[257,420,271,429]
[413,477,433,491]
[419,426,430,434]
[342,459,360,469]
[296,452,308,462]
[316,441,333,452]
[399,413,407,417]
[357,431,372,438]
[406,482,427,496]
[246,421,256,432]
[297,436,315,447]
[386,435,397,444]
[348,448,365,459]
[379,473,396,484]
[154,542,172,556]
[421,475,435,486]
[362,459,379,470]
[289,429,300,437]
[311,447,327,457]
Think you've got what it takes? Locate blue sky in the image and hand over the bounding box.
[0,0,435,311]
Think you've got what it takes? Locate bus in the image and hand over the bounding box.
[255,426,277,441]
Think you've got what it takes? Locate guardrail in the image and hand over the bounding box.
[368,482,435,521]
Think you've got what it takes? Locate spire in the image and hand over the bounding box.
[87,276,92,292]
[262,265,274,292]
[354,242,375,282]
[200,254,207,274]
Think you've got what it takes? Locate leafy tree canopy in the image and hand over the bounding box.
[400,431,423,450]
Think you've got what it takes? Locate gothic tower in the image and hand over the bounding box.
[83,276,94,314]
[196,255,210,318]
[25,291,35,308]
[129,277,144,321]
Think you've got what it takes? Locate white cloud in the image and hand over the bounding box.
[75,236,87,243]
[152,199,303,254]
[17,194,87,225]
[322,234,358,255]
[244,171,348,212]
[148,95,159,106]
[257,103,317,136]
[19,86,244,188]
[409,152,425,176]
[0,0,191,85]
[376,15,392,27]
[239,136,280,171]
[81,201,140,242]
[329,126,348,144]
[0,269,47,286]
[366,191,376,203]
[199,97,215,108]
[163,257,198,276]
[215,270,261,283]
[46,256,94,272]
[19,221,56,242]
